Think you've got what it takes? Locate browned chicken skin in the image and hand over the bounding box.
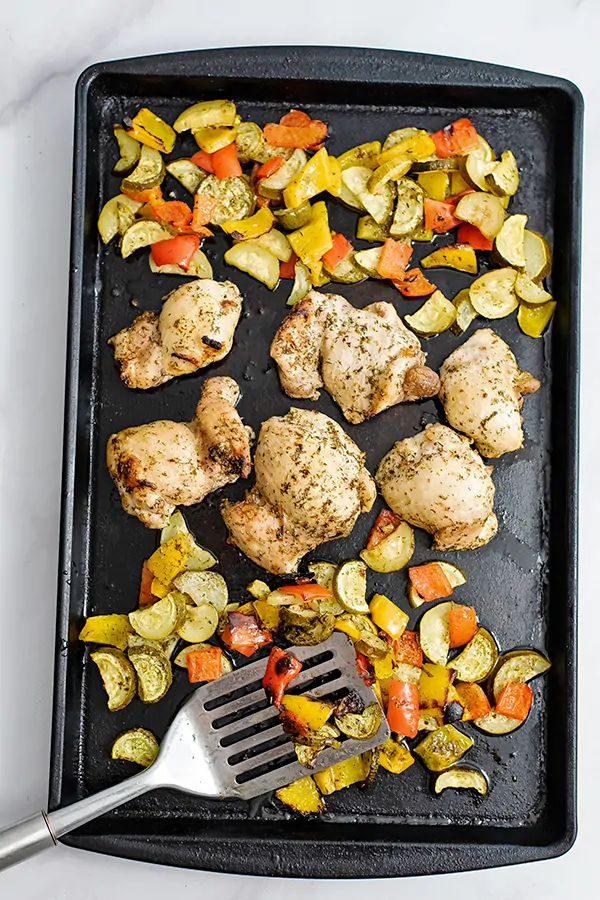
[270,291,439,424]
[109,279,243,390]
[222,408,376,573]
[106,377,252,528]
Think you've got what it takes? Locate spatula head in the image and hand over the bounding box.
[156,632,390,801]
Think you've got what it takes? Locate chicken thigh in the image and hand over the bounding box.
[107,376,251,528]
[221,408,376,573]
[439,328,540,458]
[109,279,243,390]
[270,291,439,424]
[376,423,497,551]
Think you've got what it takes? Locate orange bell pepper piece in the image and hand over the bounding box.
[279,252,298,279]
[408,563,453,602]
[455,682,491,721]
[186,645,223,683]
[279,109,312,128]
[392,268,436,297]
[138,560,155,607]
[495,682,533,721]
[392,631,423,668]
[321,232,353,271]
[264,120,328,149]
[424,198,461,233]
[387,680,419,738]
[356,650,375,686]
[212,142,242,178]
[457,222,494,251]
[365,509,403,549]
[430,117,479,158]
[121,186,163,205]
[448,606,478,648]
[190,194,217,234]
[278,583,333,601]
[190,149,215,173]
[256,156,286,180]
[155,200,193,230]
[262,647,303,707]
[221,612,272,657]
[376,238,413,279]
[150,234,200,271]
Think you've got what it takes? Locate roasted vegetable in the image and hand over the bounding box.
[129,592,186,641]
[79,614,133,651]
[224,242,280,289]
[177,604,219,642]
[148,532,194,584]
[523,229,552,281]
[414,724,473,772]
[378,738,415,774]
[387,680,419,737]
[369,594,409,639]
[448,605,478,648]
[486,150,519,196]
[173,643,232,674]
[390,178,424,237]
[515,273,552,305]
[314,754,370,795]
[185,644,223,683]
[288,200,332,280]
[451,287,478,335]
[282,148,330,208]
[469,268,518,319]
[121,145,166,194]
[334,613,377,642]
[418,171,449,201]
[455,682,491,721]
[454,191,505,239]
[338,141,381,170]
[423,198,460,233]
[434,767,488,795]
[252,599,281,631]
[492,649,551,700]
[149,246,212,278]
[420,244,477,274]
[474,709,522,735]
[463,136,496,191]
[111,728,159,767]
[392,268,436,297]
[325,252,366,285]
[151,235,200,271]
[263,647,303,706]
[275,202,313,231]
[90,647,136,712]
[360,520,415,573]
[279,607,335,646]
[166,158,206,193]
[518,301,556,337]
[120,220,173,258]
[393,631,423,668]
[408,563,453,602]
[418,600,452,665]
[335,703,382,740]
[173,571,228,612]
[404,290,456,337]
[128,645,172,703]
[496,682,533,721]
[286,259,312,306]
[419,663,452,709]
[430,118,479,158]
[355,632,390,660]
[250,229,293,262]
[195,174,255,225]
[276,776,324,813]
[355,214,389,242]
[174,100,237,134]
[354,246,384,279]
[222,206,274,240]
[113,126,141,173]
[98,195,143,244]
[333,559,369,613]
[281,694,333,731]
[456,221,493,251]
[419,709,444,732]
[495,213,527,267]
[449,627,499,682]
[221,612,272,656]
[341,166,395,225]
[125,108,176,154]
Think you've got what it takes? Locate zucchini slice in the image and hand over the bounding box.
[356,215,389,242]
[354,246,384,279]
[193,125,238,154]
[113,126,141,174]
[98,195,143,245]
[418,710,444,732]
[234,121,265,163]
[177,603,219,642]
[160,509,188,543]
[454,192,505,239]
[287,260,312,306]
[111,728,159,767]
[174,643,233,674]
[173,571,229,613]
[404,290,456,337]
[224,242,280,289]
[307,562,337,590]
[120,220,173,259]
[515,273,552,305]
[419,601,452,666]
[449,627,499,682]
[359,521,415,573]
[437,562,466,588]
[149,248,213,279]
[278,609,335,646]
[517,300,556,338]
[523,229,552,281]
[128,592,186,641]
[420,244,477,274]
[324,253,367,285]
[389,178,424,238]
[451,287,478,335]
[408,582,426,609]
[411,158,461,173]
[335,704,382,740]
[382,127,418,152]
[127,633,179,660]
[485,150,519,197]
[249,229,293,262]
[90,648,136,712]
[368,157,412,193]
[261,148,307,191]
[469,268,517,319]
[338,141,382,170]
[275,202,313,232]
[121,145,166,193]
[414,724,473,772]
[174,100,237,133]
[491,649,551,701]
[434,766,488,795]
[494,214,528,267]
[196,175,255,225]
[355,632,390,660]
[166,158,206,194]
[333,559,369,613]
[128,645,173,704]
[341,166,395,225]
[474,709,522,735]
[463,137,496,191]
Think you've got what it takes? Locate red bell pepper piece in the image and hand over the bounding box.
[221,613,272,658]
[355,650,375,686]
[212,142,242,178]
[457,222,494,251]
[155,200,193,230]
[495,682,533,721]
[190,149,215,173]
[279,709,309,737]
[321,233,353,271]
[262,647,303,707]
[376,238,413,279]
[186,645,223,683]
[365,509,403,549]
[256,156,286,180]
[387,680,419,738]
[121,186,163,205]
[138,560,155,606]
[150,234,200,271]
[279,109,312,128]
[278,583,333,601]
[279,252,298,279]
[392,268,437,297]
[424,198,461,233]
[408,563,453,602]
[430,118,479,158]
[448,606,478,648]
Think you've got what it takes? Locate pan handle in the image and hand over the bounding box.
[0,767,157,872]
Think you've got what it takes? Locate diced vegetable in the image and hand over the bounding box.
[234,121,265,163]
[281,694,333,731]
[414,724,473,772]
[393,631,423,668]
[279,608,336,646]
[333,559,369,613]
[255,155,285,181]
[314,754,369,795]
[454,191,505,239]
[194,126,238,154]
[379,738,415,774]
[224,242,280,289]
[79,614,133,651]
[129,592,185,641]
[418,171,449,201]
[360,520,415,573]
[451,287,478,335]
[211,141,243,178]
[120,220,173,258]
[448,627,499,682]
[276,776,324,813]
[495,682,533,721]
[354,246,384,279]
[463,136,496,190]
[98,195,143,244]
[393,268,437,297]
[387,680,419,737]
[495,214,527,267]
[355,215,389,242]
[454,682,491,721]
[420,244,477,274]
[492,650,551,701]
[196,174,255,225]
[113,126,141,173]
[338,141,382,170]
[390,178,424,236]
[523,229,552,281]
[221,612,272,657]
[190,149,215,173]
[186,644,223,683]
[430,118,479,158]
[278,583,333,602]
[166,158,206,193]
[286,259,312,306]
[515,273,552,305]
[418,600,452,666]
[154,200,193,230]
[138,560,156,607]
[335,703,382,740]
[111,728,159,767]
[448,605,478,648]
[355,632,390,660]
[376,238,412,279]
[222,206,274,240]
[342,166,396,225]
[264,117,327,149]
[456,222,493,250]
[147,533,192,584]
[173,643,232,674]
[127,644,172,704]
[121,145,166,194]
[174,100,237,134]
[469,268,518,319]
[486,150,519,196]
[125,108,176,154]
[288,200,332,280]
[246,579,271,600]
[434,767,488,795]
[249,229,293,262]
[177,604,219,642]
[404,290,456,336]
[151,235,200,271]
[424,199,460,233]
[90,648,136,711]
[474,709,523,735]
[419,709,444,732]
[252,599,281,631]
[419,663,451,710]
[517,301,556,337]
[369,594,409,639]
[322,232,353,272]
[174,571,228,612]
[408,563,453,602]
[262,647,303,706]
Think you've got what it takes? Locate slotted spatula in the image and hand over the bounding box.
[0,632,389,871]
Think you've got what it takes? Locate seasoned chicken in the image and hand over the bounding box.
[106,377,251,528]
[109,279,243,389]
[376,423,497,551]
[270,291,439,424]
[222,408,376,573]
[439,328,540,458]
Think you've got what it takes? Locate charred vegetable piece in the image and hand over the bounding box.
[221,612,272,657]
[279,607,335,646]
[404,290,456,336]
[378,738,415,774]
[414,724,473,772]
[196,174,255,225]
[276,776,324,813]
[128,645,172,703]
[423,198,460,234]
[369,594,409,639]
[263,647,303,706]
[392,268,437,298]
[434,767,488,795]
[120,220,173,258]
[449,627,499,683]
[334,559,369,613]
[420,244,477,274]
[492,650,551,700]
[418,600,452,666]
[177,604,219,642]
[455,682,491,721]
[448,605,478,648]
[409,563,453,602]
[314,754,370,795]
[125,109,176,154]
[387,680,419,738]
[419,663,452,710]
[90,648,137,712]
[185,645,223,683]
[111,728,159,767]
[517,301,556,337]
[469,268,518,319]
[335,703,382,740]
[393,631,423,668]
[360,521,415,573]
[113,126,141,173]
[355,632,390,660]
[129,592,186,641]
[173,571,228,613]
[390,178,425,237]
[79,614,133,651]
[246,579,271,600]
[281,694,333,731]
[430,118,479,158]
[486,150,519,197]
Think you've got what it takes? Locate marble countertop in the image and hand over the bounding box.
[0,1,596,897]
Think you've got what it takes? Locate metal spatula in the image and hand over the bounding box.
[0,632,389,871]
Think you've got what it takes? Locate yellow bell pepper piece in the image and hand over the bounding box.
[147,533,191,585]
[373,652,395,681]
[284,149,333,209]
[288,201,333,274]
[450,170,471,195]
[127,108,176,154]
[252,599,281,632]
[280,694,333,731]
[419,663,452,709]
[377,130,436,167]
[369,594,409,639]
[372,680,384,706]
[337,141,382,171]
[314,754,368,795]
[79,614,133,651]
[221,207,275,240]
[379,739,415,774]
[193,126,237,154]
[151,578,171,599]
[418,171,449,201]
[326,155,343,197]
[334,618,362,641]
[236,601,256,616]
[276,776,323,813]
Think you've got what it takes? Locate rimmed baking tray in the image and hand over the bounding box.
[49,46,582,877]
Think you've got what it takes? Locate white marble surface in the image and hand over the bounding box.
[0,0,596,896]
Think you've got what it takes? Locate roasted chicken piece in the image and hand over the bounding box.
[270,291,439,424]
[106,377,251,528]
[439,328,540,458]
[222,408,376,573]
[109,279,243,389]
[376,423,497,551]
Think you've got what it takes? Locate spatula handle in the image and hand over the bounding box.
[0,769,155,871]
